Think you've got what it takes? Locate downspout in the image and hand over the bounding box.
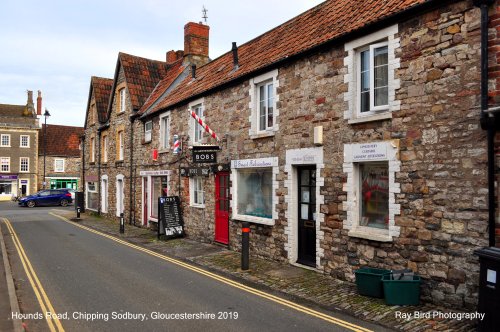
[81,134,86,201]
[97,130,102,216]
[129,112,138,226]
[475,0,496,247]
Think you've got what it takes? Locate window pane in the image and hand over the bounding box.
[360,91,370,113]
[259,85,266,131]
[374,87,389,106]
[360,50,369,73]
[237,168,272,219]
[374,65,388,88]
[0,181,12,194]
[267,83,273,128]
[373,46,388,67]
[360,163,389,229]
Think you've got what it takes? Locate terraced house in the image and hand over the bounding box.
[83,0,500,310]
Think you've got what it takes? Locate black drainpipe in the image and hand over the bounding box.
[129,112,137,226]
[476,0,496,247]
[97,130,102,215]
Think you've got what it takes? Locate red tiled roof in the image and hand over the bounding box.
[139,59,186,114]
[117,52,171,112]
[91,76,113,123]
[149,0,429,114]
[39,124,84,157]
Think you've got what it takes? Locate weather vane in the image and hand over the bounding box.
[202,5,208,24]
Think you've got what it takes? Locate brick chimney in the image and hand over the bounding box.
[25,90,36,117]
[166,50,184,64]
[184,22,210,66]
[37,90,42,116]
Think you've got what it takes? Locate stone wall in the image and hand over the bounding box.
[37,155,81,189]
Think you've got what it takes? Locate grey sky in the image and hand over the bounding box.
[0,0,324,127]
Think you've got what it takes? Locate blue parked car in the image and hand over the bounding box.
[18,189,73,208]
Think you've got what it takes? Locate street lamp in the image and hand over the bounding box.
[43,109,50,189]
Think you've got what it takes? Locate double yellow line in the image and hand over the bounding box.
[3,218,65,332]
[49,212,372,332]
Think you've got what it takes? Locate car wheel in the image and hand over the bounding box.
[60,199,68,207]
[27,200,36,208]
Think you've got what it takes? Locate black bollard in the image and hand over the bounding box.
[120,213,125,234]
[241,222,250,270]
[76,207,81,219]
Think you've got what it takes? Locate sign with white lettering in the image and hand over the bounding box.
[140,170,171,176]
[180,167,211,177]
[352,143,387,161]
[231,157,277,169]
[158,196,184,239]
[193,151,217,163]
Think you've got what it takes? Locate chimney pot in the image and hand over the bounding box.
[232,42,239,69]
[37,90,42,116]
[184,22,209,65]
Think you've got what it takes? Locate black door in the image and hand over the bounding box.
[297,166,316,267]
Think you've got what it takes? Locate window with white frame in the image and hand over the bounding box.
[20,157,29,172]
[159,113,170,149]
[86,182,98,210]
[118,131,124,160]
[0,157,9,172]
[249,69,278,137]
[144,121,152,143]
[119,88,126,113]
[190,177,205,207]
[344,25,400,122]
[90,137,95,163]
[102,135,108,163]
[1,134,10,147]
[343,141,401,242]
[231,157,278,225]
[54,159,65,172]
[20,135,30,148]
[192,104,203,145]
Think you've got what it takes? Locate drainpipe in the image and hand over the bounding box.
[97,130,102,216]
[475,0,496,247]
[81,134,86,200]
[129,112,138,226]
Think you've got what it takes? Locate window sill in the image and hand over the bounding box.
[232,213,274,226]
[190,203,205,209]
[142,140,151,145]
[117,111,125,116]
[348,228,393,242]
[250,131,275,140]
[159,149,170,154]
[348,112,392,124]
[115,160,124,166]
[89,162,95,165]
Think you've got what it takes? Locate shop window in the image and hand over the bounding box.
[144,121,152,143]
[20,157,29,172]
[20,135,30,148]
[86,182,98,211]
[0,181,12,195]
[359,162,389,229]
[344,25,400,123]
[1,134,10,147]
[249,69,279,138]
[151,176,168,219]
[190,177,205,207]
[54,159,65,172]
[0,157,10,172]
[236,168,272,219]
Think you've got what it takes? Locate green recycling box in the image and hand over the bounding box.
[382,274,421,305]
[355,268,391,298]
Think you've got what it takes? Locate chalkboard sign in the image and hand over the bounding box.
[158,196,184,239]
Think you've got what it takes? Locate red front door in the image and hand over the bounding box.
[215,172,230,244]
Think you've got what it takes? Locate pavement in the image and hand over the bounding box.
[0,202,479,332]
[46,209,479,332]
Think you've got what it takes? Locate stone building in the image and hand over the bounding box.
[82,0,500,310]
[0,91,41,200]
[38,124,83,190]
[134,0,499,310]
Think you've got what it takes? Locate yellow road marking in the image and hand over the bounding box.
[50,212,373,332]
[3,218,65,332]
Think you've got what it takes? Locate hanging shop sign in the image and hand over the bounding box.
[351,143,388,162]
[158,196,184,239]
[180,167,211,177]
[192,150,217,164]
